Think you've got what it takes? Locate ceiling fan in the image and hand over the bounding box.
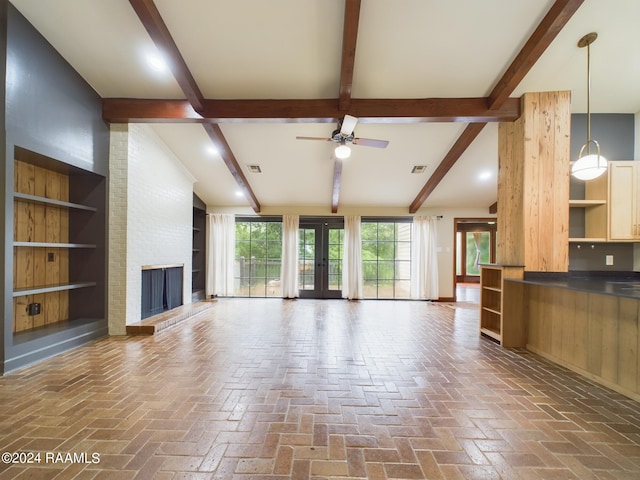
[296,115,389,159]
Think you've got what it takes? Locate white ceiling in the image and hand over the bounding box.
[10,0,640,213]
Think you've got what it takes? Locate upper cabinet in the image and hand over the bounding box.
[570,161,640,243]
[609,161,640,241]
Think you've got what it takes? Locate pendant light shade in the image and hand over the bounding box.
[572,32,607,181]
[571,140,607,180]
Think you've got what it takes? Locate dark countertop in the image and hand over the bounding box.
[505,271,640,299]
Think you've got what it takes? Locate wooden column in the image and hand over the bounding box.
[497,91,570,272]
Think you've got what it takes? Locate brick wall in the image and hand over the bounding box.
[108,124,195,333]
[108,124,129,335]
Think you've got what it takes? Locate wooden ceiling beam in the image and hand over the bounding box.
[409,0,585,212]
[202,123,261,212]
[128,0,205,110]
[339,0,361,111]
[332,0,361,215]
[103,97,521,123]
[488,0,585,109]
[409,123,486,213]
[129,0,261,212]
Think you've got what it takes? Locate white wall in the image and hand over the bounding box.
[108,124,195,332]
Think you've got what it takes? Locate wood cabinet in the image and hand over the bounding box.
[480,264,525,347]
[569,161,640,243]
[569,169,608,242]
[12,149,105,334]
[609,161,640,241]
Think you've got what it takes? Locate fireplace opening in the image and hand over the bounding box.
[141,265,183,319]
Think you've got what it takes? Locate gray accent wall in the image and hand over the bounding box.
[1,3,109,374]
[569,113,636,272]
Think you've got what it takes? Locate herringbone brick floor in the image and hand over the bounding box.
[1,298,640,479]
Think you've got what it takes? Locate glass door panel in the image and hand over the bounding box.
[299,227,316,291]
[299,219,343,298]
[465,231,490,276]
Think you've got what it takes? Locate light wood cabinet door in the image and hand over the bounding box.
[609,161,640,241]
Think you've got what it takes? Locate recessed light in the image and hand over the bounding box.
[206,145,218,156]
[235,190,244,197]
[478,171,492,180]
[146,51,168,73]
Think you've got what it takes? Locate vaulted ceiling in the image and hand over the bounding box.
[11,0,640,214]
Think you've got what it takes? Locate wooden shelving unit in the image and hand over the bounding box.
[480,264,524,346]
[569,168,608,243]
[192,196,206,301]
[12,151,105,334]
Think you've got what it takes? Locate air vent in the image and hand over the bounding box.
[411,165,427,174]
[247,165,262,173]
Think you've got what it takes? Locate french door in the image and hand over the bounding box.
[298,218,344,298]
[455,221,496,283]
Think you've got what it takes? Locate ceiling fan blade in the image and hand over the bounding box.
[352,138,389,148]
[295,136,332,141]
[340,114,358,136]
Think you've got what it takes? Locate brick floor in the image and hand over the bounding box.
[1,298,640,478]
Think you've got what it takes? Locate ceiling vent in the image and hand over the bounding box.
[411,165,427,174]
[247,165,262,173]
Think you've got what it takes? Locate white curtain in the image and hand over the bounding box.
[206,214,235,297]
[281,215,299,298]
[411,216,439,300]
[342,215,363,300]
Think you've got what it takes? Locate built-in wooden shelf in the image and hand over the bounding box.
[569,199,607,207]
[480,264,525,347]
[569,168,608,243]
[569,237,607,243]
[12,154,106,335]
[480,326,501,342]
[13,192,97,212]
[13,281,97,297]
[13,242,96,248]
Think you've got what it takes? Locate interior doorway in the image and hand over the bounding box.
[453,218,497,302]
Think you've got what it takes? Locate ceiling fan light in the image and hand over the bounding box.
[571,153,607,181]
[335,144,351,159]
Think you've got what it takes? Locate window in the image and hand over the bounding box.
[235,219,282,297]
[361,220,411,299]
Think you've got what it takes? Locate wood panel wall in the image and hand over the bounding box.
[13,160,69,332]
[524,283,640,402]
[497,91,571,272]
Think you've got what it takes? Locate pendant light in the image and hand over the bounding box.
[571,32,607,181]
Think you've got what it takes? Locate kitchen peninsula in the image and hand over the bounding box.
[504,272,640,403]
[488,89,640,402]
